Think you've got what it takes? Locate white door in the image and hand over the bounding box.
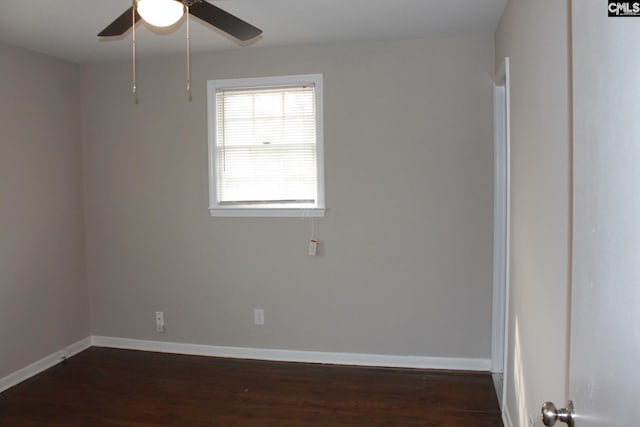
[492,57,510,410]
[546,1,640,426]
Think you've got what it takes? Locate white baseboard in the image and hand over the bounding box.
[0,336,91,394]
[0,336,490,395]
[91,336,491,371]
[503,406,514,427]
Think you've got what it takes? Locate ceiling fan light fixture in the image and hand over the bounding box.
[137,0,184,28]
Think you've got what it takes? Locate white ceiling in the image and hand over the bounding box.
[0,0,507,64]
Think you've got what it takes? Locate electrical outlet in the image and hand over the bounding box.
[155,311,165,333]
[254,309,264,325]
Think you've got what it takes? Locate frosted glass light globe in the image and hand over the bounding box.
[137,0,184,27]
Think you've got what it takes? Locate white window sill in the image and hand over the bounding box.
[209,207,326,218]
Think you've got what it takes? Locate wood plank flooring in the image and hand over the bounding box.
[0,347,503,426]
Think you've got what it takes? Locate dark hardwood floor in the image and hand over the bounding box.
[0,347,503,426]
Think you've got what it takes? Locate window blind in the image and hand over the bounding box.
[215,85,317,205]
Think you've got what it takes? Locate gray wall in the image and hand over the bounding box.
[0,43,89,378]
[80,36,496,359]
[495,1,571,425]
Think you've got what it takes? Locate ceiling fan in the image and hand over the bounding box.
[98,1,263,104]
[98,0,263,42]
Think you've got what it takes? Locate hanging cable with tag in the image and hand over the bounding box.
[132,2,138,104]
[186,4,192,102]
[309,216,318,256]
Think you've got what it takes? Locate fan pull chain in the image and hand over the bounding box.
[132,3,138,104]
[186,6,192,102]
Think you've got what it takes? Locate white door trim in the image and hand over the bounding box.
[491,57,511,411]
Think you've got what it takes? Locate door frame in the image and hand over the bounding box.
[491,57,511,410]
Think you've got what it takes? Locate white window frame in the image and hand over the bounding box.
[207,74,325,218]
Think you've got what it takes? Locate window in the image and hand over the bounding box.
[207,74,324,217]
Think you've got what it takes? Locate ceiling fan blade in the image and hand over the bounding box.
[189,1,262,41]
[98,6,141,37]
